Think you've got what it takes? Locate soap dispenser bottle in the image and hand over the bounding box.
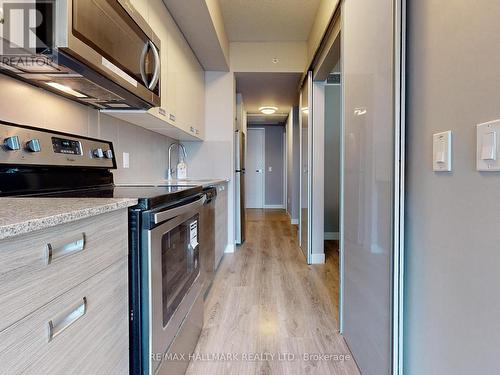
[177,155,187,179]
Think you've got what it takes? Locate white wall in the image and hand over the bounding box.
[0,74,176,184]
[405,1,500,374]
[182,71,235,251]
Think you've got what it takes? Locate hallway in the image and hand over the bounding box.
[187,210,359,375]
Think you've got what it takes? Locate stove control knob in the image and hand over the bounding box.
[93,148,104,158]
[105,149,113,159]
[26,139,41,152]
[4,136,20,150]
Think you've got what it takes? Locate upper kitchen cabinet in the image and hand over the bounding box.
[104,0,205,141]
[129,0,149,22]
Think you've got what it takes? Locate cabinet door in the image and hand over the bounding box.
[194,68,205,139]
[148,0,170,114]
[167,12,185,127]
[0,258,129,375]
[0,210,128,332]
[178,39,197,135]
[214,183,228,268]
[129,0,149,22]
[139,0,205,139]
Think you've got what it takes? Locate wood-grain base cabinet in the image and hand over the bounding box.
[0,209,130,375]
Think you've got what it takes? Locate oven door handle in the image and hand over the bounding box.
[153,195,206,224]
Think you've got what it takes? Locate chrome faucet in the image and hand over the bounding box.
[167,142,187,180]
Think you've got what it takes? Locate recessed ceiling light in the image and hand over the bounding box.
[259,106,278,115]
[45,82,88,98]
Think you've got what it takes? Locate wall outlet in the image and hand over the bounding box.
[123,152,130,168]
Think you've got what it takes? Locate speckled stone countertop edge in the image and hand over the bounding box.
[0,198,138,241]
[115,178,230,188]
[159,178,230,188]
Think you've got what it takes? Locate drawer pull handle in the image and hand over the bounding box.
[45,233,85,265]
[47,297,87,342]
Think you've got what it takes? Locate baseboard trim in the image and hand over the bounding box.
[324,232,340,240]
[264,204,285,209]
[310,253,325,264]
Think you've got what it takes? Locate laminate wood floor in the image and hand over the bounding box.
[186,209,360,375]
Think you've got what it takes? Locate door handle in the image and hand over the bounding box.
[148,41,160,90]
[45,233,85,265]
[47,297,87,342]
[256,169,263,173]
[153,195,206,224]
[140,43,149,87]
[140,41,160,90]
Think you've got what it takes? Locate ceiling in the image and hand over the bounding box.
[219,0,322,42]
[235,72,301,122]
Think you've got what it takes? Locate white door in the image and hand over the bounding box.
[246,128,265,208]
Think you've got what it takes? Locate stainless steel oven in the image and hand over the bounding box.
[143,194,205,375]
[0,121,205,375]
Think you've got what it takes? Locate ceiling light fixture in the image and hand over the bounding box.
[45,82,88,98]
[259,106,278,115]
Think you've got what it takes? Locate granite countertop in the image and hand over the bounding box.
[0,198,138,241]
[114,179,230,188]
[163,178,230,188]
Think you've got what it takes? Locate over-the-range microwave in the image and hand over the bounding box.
[0,0,160,110]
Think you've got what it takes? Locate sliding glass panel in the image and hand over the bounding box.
[342,0,403,373]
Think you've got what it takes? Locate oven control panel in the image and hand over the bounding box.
[52,137,83,155]
[0,122,116,168]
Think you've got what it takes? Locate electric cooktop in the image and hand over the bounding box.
[27,184,204,210]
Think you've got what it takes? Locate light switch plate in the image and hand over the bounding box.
[477,119,500,171]
[433,131,452,172]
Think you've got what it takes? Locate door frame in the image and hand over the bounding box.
[392,1,406,373]
[283,130,288,211]
[246,127,266,209]
[299,72,313,263]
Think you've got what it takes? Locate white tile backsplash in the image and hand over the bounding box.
[181,140,232,180]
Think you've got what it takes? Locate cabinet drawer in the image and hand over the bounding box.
[0,257,129,375]
[0,209,128,332]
